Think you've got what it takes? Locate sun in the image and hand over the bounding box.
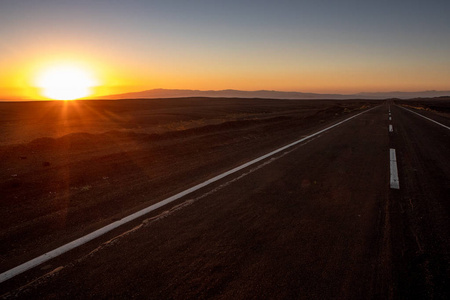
[36,64,97,100]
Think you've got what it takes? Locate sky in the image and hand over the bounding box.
[1,0,449,99]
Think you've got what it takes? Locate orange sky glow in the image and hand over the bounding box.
[1,1,449,100]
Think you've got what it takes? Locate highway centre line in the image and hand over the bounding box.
[390,148,400,189]
[0,106,378,284]
[389,124,393,132]
[399,106,450,130]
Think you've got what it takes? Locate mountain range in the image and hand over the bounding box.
[97,89,450,100]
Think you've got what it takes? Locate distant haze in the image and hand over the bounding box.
[96,89,450,100]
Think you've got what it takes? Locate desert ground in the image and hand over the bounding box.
[1,98,375,268]
[1,97,449,299]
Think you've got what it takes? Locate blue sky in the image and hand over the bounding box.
[1,0,449,98]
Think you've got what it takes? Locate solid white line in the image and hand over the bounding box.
[0,106,378,283]
[399,106,450,130]
[389,124,393,132]
[390,148,400,189]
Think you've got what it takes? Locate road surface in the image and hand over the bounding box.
[1,102,449,299]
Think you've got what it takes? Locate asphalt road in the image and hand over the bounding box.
[389,103,450,299]
[2,102,449,299]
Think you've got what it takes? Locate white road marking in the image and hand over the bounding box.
[389,116,392,120]
[0,106,378,284]
[399,106,450,130]
[389,124,393,132]
[390,148,400,189]
[76,139,318,269]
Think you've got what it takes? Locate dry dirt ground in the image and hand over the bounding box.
[395,97,450,116]
[0,98,375,274]
[4,97,449,299]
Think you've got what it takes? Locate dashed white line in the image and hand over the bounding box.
[389,124,393,132]
[389,116,392,121]
[0,106,379,284]
[399,106,450,130]
[390,148,400,189]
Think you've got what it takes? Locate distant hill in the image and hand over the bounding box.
[355,90,450,99]
[96,88,450,100]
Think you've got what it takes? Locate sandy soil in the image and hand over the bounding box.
[395,97,450,119]
[0,98,376,273]
[1,97,449,298]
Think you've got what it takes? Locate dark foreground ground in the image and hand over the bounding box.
[0,97,449,299]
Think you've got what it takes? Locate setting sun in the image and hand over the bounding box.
[35,64,97,100]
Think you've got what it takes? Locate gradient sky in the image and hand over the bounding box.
[1,0,449,99]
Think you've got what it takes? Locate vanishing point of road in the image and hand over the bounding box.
[1,102,449,299]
